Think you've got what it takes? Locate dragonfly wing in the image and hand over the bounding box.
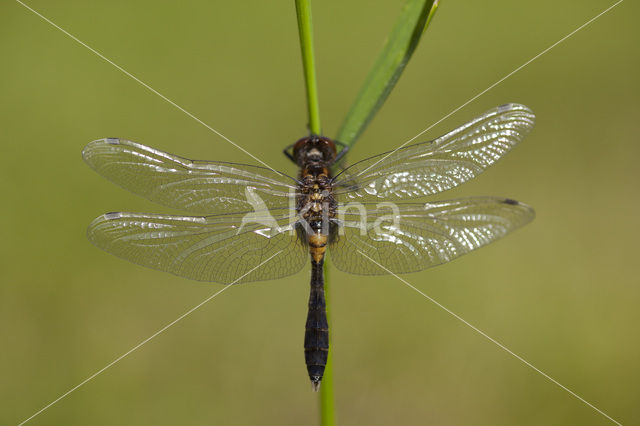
[333,104,535,202]
[87,209,306,283]
[328,197,534,275]
[83,138,298,214]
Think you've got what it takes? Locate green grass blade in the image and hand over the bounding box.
[320,260,335,426]
[336,0,439,146]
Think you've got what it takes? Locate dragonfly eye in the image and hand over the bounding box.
[318,137,337,163]
[292,137,311,166]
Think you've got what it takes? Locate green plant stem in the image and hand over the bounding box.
[295,0,321,135]
[295,2,335,426]
[320,261,335,425]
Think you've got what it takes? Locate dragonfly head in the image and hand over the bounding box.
[292,135,337,167]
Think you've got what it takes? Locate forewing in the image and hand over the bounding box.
[329,197,534,275]
[83,138,297,214]
[87,209,306,283]
[333,104,535,202]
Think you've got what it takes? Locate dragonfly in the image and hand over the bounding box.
[83,103,535,391]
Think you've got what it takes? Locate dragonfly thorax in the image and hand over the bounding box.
[296,173,337,234]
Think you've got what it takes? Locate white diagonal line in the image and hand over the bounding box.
[355,0,624,178]
[355,249,622,425]
[16,250,283,426]
[15,0,277,172]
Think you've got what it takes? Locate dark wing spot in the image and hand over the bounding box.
[105,138,120,145]
[497,103,514,112]
[503,198,519,205]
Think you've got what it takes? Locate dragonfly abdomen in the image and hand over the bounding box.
[304,257,328,391]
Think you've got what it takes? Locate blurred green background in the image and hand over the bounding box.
[1,1,638,425]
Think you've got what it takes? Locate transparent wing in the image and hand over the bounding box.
[333,104,535,202]
[87,209,307,283]
[82,138,298,214]
[329,197,534,275]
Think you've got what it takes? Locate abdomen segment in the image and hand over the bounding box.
[304,258,328,391]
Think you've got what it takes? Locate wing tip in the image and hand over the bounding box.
[496,102,536,123]
[497,102,532,113]
[82,137,125,163]
[86,212,123,239]
[500,197,536,223]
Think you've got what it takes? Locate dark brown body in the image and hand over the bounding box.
[291,136,338,391]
